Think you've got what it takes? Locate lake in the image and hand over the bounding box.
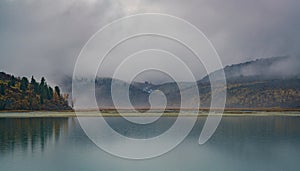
[0,115,300,171]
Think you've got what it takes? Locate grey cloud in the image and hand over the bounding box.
[0,0,299,85]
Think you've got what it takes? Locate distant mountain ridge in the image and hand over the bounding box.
[60,56,300,109]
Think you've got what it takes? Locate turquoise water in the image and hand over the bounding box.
[0,116,300,171]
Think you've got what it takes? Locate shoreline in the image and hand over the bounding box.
[0,111,300,118]
[1,108,300,113]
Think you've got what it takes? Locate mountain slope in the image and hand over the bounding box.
[185,56,300,108]
[59,56,300,109]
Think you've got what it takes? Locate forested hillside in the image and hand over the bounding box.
[60,56,300,109]
[0,72,71,111]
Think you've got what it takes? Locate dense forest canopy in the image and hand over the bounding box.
[0,72,71,111]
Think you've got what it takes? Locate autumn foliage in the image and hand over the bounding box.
[0,72,71,111]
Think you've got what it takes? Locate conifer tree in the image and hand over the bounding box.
[47,86,53,100]
[31,76,39,93]
[0,84,5,95]
[41,77,45,86]
[30,76,36,85]
[20,77,29,91]
[55,86,61,97]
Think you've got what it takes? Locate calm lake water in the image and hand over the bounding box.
[0,115,300,171]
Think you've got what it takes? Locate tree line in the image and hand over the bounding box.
[0,72,71,110]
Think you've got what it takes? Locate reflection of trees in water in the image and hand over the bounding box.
[0,118,69,154]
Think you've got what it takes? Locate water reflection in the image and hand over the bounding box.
[0,116,299,171]
[0,118,69,154]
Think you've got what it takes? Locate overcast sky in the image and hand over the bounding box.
[0,0,299,84]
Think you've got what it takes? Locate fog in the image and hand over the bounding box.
[0,0,300,85]
[223,56,300,79]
